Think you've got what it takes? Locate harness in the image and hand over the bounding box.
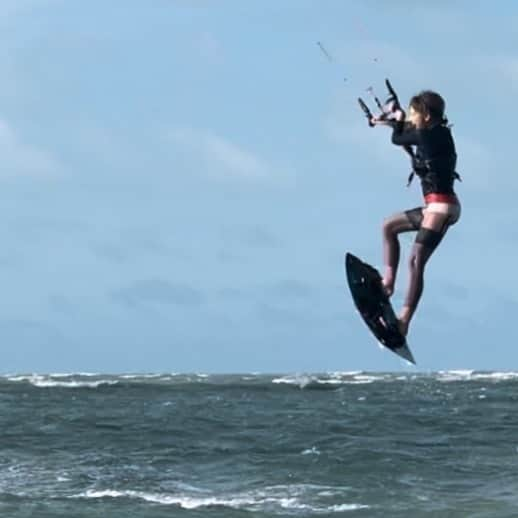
[407,155,462,188]
[406,144,461,188]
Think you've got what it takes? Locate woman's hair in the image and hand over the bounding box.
[409,90,447,124]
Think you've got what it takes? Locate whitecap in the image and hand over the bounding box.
[327,371,363,377]
[472,372,518,381]
[437,370,474,381]
[315,378,348,385]
[48,372,100,378]
[330,504,370,511]
[301,446,320,456]
[448,369,475,376]
[6,375,33,382]
[32,379,118,388]
[272,375,315,388]
[8,374,119,388]
[118,373,164,379]
[73,489,280,509]
[437,371,518,382]
[273,374,363,387]
[353,374,382,382]
[72,485,368,513]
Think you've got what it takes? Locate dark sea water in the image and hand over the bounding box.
[1,371,518,517]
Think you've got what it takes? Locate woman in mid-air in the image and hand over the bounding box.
[372,90,461,337]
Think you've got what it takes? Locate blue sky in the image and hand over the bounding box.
[0,0,517,373]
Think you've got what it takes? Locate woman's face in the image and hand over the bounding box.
[407,105,429,128]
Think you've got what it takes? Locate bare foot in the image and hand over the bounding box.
[381,279,394,297]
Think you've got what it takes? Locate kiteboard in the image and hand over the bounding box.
[345,252,416,364]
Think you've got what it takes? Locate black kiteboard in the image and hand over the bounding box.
[345,252,416,364]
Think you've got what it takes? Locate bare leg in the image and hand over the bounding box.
[398,211,452,335]
[381,208,423,296]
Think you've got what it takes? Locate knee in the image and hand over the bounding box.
[416,227,443,251]
[382,218,395,238]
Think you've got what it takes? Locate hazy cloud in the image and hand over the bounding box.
[267,280,315,300]
[196,32,225,65]
[170,127,293,184]
[48,294,78,315]
[91,243,128,264]
[0,119,60,178]
[0,0,60,19]
[220,225,280,249]
[111,279,204,308]
[90,229,174,265]
[0,318,64,343]
[256,302,313,326]
[490,55,518,91]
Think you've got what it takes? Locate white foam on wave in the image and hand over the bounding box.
[330,503,370,511]
[119,373,165,379]
[48,372,100,378]
[6,374,118,388]
[472,372,518,381]
[351,374,380,383]
[72,485,368,513]
[448,370,474,376]
[32,379,118,388]
[437,370,518,382]
[317,378,350,385]
[74,490,222,508]
[301,446,320,456]
[8,374,94,381]
[437,370,474,380]
[272,372,390,387]
[6,375,33,382]
[272,375,315,388]
[332,371,390,384]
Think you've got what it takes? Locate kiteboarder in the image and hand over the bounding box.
[369,88,461,337]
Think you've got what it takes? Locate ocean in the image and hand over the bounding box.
[1,371,518,517]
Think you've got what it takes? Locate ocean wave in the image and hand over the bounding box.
[47,372,100,378]
[301,446,321,456]
[5,371,518,389]
[272,372,394,388]
[471,372,518,381]
[72,485,368,513]
[2,373,211,388]
[118,373,166,379]
[437,371,518,382]
[272,375,318,388]
[5,374,118,388]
